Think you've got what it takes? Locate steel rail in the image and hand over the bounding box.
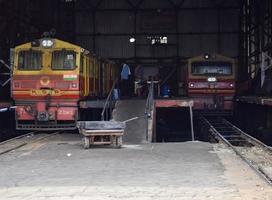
[0,131,36,145]
[200,116,272,185]
[222,118,272,153]
[0,131,59,156]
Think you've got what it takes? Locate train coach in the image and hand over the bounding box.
[12,38,119,130]
[186,54,236,115]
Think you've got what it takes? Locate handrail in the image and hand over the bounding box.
[145,79,155,142]
[145,79,154,116]
[101,79,118,121]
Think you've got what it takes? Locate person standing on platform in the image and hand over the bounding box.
[120,63,131,97]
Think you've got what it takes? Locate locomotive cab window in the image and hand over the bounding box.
[52,50,76,70]
[18,50,42,70]
[191,62,232,76]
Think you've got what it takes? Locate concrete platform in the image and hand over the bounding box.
[0,134,271,200]
[237,96,272,106]
[155,98,194,108]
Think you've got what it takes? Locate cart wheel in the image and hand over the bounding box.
[116,136,122,148]
[83,137,90,149]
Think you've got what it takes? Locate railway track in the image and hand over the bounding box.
[0,131,59,155]
[200,116,272,185]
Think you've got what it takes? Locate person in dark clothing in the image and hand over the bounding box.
[120,63,131,97]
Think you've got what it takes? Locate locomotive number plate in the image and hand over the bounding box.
[31,89,61,96]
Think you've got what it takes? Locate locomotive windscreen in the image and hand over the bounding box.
[18,50,42,70]
[52,50,76,70]
[191,62,232,76]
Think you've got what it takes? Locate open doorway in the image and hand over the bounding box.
[156,107,193,142]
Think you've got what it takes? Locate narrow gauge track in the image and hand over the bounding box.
[0,131,59,155]
[200,116,272,185]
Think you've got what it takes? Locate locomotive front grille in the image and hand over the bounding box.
[16,121,77,130]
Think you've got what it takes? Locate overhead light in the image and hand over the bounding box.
[207,77,217,82]
[41,39,54,48]
[129,37,135,43]
[204,54,210,59]
[161,36,167,44]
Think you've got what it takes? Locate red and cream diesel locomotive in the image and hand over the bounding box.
[186,54,236,114]
[12,38,118,130]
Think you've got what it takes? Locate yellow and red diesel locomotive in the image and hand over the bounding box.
[12,38,118,130]
[186,54,236,114]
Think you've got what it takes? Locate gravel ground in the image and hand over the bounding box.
[235,145,272,179]
[214,143,272,200]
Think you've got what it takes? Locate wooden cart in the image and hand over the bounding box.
[77,121,125,149]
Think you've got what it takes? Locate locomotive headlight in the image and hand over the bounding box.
[229,83,234,87]
[189,83,194,88]
[207,77,217,82]
[24,105,34,114]
[71,83,77,88]
[41,39,54,47]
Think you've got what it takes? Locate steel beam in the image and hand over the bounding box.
[76,31,238,36]
[239,0,272,82]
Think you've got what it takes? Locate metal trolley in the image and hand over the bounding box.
[77,121,125,149]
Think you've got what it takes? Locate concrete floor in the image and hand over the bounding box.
[0,133,271,200]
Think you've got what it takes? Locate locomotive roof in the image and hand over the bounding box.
[15,38,82,50]
[14,38,115,64]
[188,54,235,62]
